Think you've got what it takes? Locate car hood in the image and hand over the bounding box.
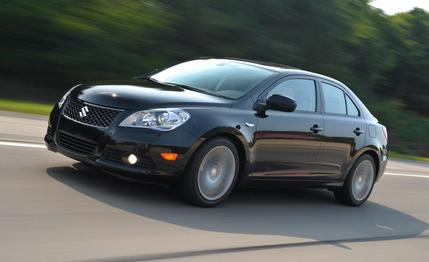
[71,79,233,110]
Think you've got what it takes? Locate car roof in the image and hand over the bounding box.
[222,58,346,87]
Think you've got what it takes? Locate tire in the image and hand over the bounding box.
[181,137,240,207]
[334,155,376,206]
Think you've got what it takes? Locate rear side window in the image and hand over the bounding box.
[345,95,360,116]
[267,79,316,112]
[322,83,346,115]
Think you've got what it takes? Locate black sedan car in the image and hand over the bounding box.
[45,58,388,207]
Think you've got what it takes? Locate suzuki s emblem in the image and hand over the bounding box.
[79,106,89,118]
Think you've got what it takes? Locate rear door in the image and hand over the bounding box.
[315,81,366,178]
[251,76,324,177]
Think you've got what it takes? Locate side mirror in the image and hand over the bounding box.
[266,94,297,112]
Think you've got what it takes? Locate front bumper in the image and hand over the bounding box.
[45,104,198,183]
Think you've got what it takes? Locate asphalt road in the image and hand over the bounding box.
[0,111,428,261]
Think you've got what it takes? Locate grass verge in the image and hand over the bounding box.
[0,99,53,115]
[389,151,429,162]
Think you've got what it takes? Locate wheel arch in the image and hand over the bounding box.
[185,127,251,179]
[347,146,382,180]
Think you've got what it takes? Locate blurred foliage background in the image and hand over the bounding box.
[0,0,428,156]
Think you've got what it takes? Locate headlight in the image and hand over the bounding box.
[119,108,190,131]
[58,84,80,108]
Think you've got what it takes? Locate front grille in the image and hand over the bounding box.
[102,146,155,169]
[62,98,122,128]
[57,131,97,155]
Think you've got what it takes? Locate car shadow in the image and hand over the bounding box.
[47,163,428,242]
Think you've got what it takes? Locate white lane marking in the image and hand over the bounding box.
[385,172,429,179]
[0,141,46,149]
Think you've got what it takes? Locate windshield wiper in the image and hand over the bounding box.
[162,82,216,96]
[135,75,189,88]
[139,77,228,98]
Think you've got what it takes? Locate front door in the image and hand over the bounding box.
[251,77,323,177]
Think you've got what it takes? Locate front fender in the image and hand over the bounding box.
[181,107,257,166]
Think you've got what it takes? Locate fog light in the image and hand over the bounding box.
[128,154,138,165]
[161,152,178,161]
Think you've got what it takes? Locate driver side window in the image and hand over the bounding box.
[267,79,316,112]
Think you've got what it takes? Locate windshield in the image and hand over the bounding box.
[150,59,275,99]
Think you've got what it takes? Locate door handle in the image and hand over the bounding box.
[353,128,364,136]
[310,125,323,134]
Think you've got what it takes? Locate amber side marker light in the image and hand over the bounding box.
[161,153,178,161]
